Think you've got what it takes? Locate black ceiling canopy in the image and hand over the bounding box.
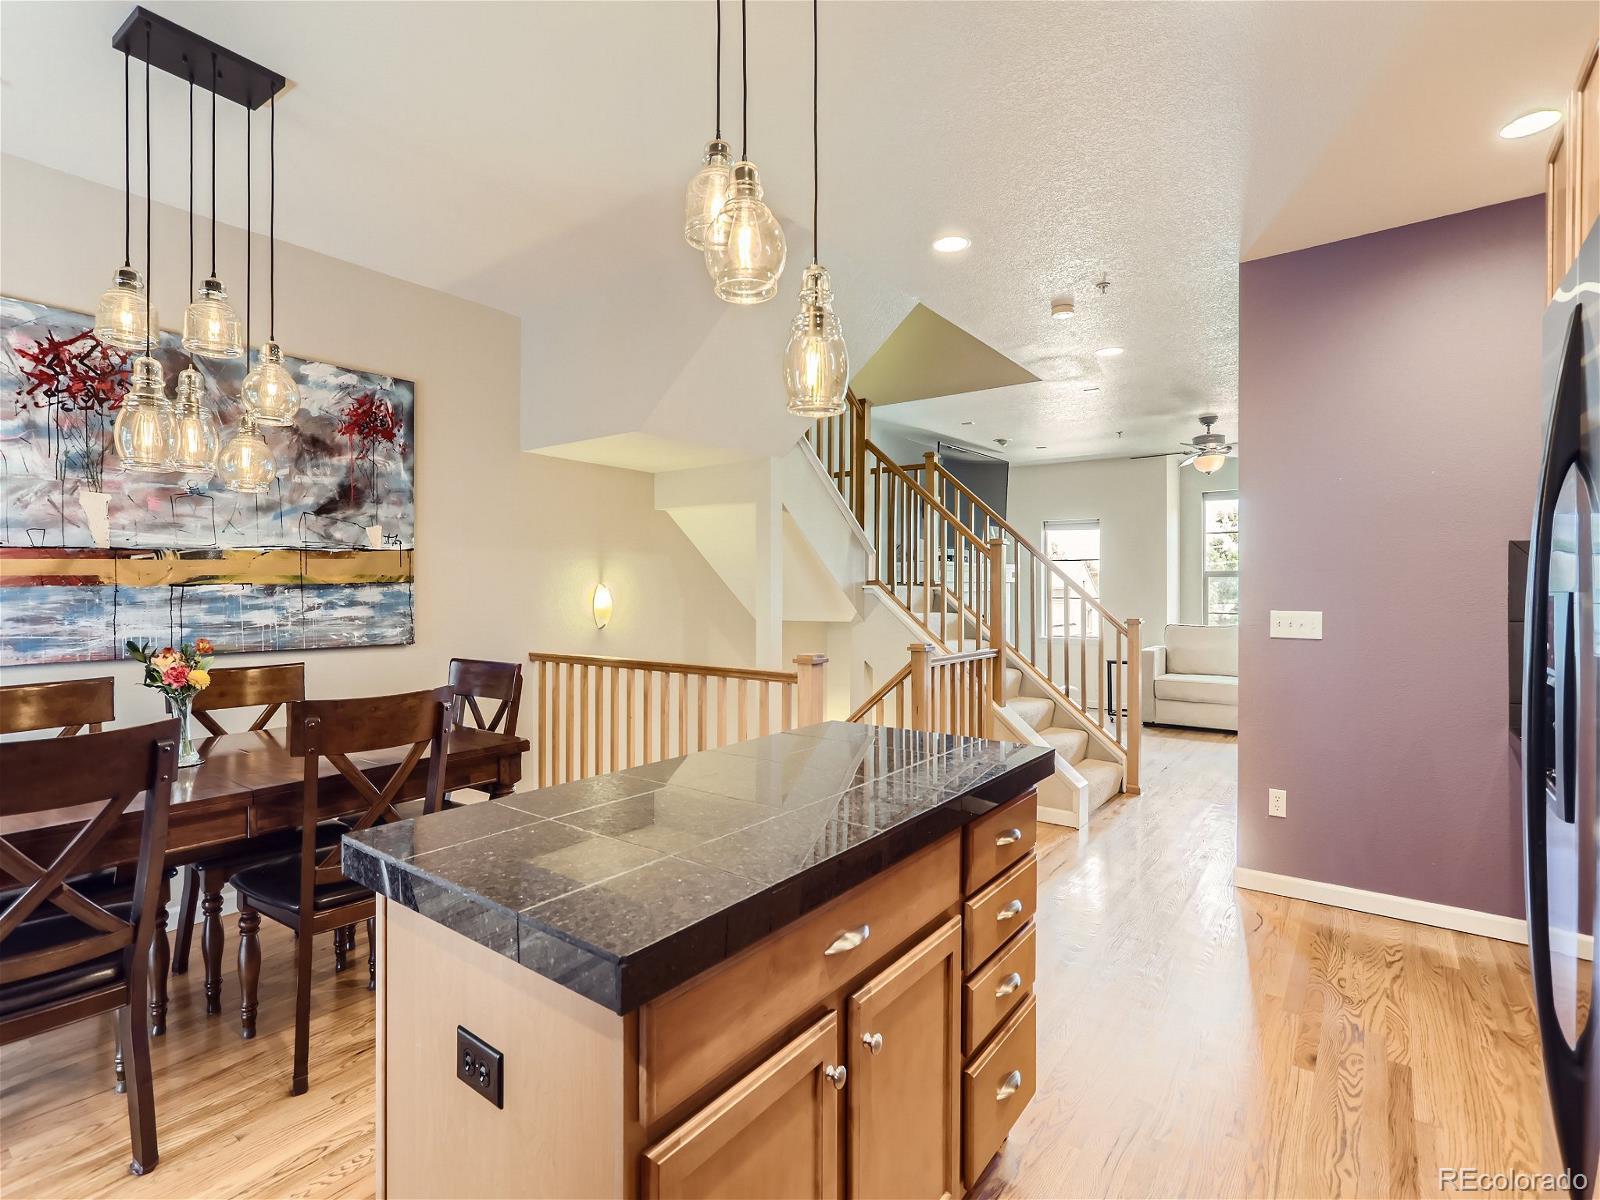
[111,6,286,109]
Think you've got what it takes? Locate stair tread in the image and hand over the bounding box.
[1038,725,1089,763]
[1075,757,1124,809]
[1008,697,1054,732]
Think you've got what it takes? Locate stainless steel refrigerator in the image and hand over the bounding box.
[1525,217,1600,1195]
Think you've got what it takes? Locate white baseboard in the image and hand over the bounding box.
[1037,805,1078,829]
[1233,866,1595,960]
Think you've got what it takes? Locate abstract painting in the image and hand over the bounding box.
[0,297,415,666]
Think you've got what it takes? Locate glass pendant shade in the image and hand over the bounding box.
[113,356,175,473]
[169,367,219,475]
[241,340,301,426]
[95,267,156,351]
[1193,452,1228,475]
[704,161,786,304]
[216,412,275,494]
[784,265,849,417]
[182,276,244,359]
[684,139,734,250]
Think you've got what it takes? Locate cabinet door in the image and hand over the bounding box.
[846,916,963,1200]
[642,1012,842,1200]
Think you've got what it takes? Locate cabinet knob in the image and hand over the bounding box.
[996,899,1024,922]
[824,1064,848,1090]
[995,972,1023,999]
[824,924,871,956]
[996,1070,1023,1101]
[995,827,1023,847]
[861,1032,884,1055]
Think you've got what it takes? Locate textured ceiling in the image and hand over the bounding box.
[2,0,1593,467]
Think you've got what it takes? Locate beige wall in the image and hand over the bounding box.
[0,157,754,759]
[1178,456,1239,625]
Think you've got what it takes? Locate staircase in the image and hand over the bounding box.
[805,391,1142,826]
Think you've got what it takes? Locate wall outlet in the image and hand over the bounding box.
[1268,788,1287,818]
[1270,610,1323,639]
[457,1025,504,1108]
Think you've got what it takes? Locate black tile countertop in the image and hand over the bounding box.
[343,722,1053,1013]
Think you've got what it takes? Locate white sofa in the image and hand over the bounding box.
[1141,623,1238,732]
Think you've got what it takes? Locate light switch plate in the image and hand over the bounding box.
[1270,610,1323,639]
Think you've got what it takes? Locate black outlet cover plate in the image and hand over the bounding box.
[456,1025,504,1109]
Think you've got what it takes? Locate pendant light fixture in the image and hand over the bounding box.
[95,47,156,350]
[114,22,174,473]
[170,71,219,476]
[783,0,848,417]
[242,91,300,425]
[182,53,243,359]
[218,91,277,494]
[683,2,732,250]
[703,0,785,303]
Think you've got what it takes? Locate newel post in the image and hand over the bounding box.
[793,654,829,727]
[1124,618,1142,795]
[907,643,933,732]
[987,537,1007,706]
[922,450,938,492]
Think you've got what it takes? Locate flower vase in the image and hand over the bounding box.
[173,695,204,768]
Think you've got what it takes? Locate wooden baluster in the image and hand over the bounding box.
[676,674,688,756]
[780,681,794,731]
[760,680,773,735]
[532,661,547,787]
[851,397,868,527]
[1028,556,1039,677]
[642,670,655,765]
[1078,602,1089,724]
[607,667,620,773]
[987,538,1006,713]
[737,679,749,742]
[1125,618,1142,794]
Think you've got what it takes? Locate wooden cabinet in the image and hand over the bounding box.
[846,917,963,1200]
[643,1013,843,1200]
[1547,39,1600,298]
[962,997,1038,1186]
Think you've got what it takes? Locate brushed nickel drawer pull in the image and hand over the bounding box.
[996,1069,1023,1101]
[861,1031,884,1055]
[995,971,1023,998]
[824,924,870,956]
[824,1064,847,1090]
[996,899,1024,922]
[995,827,1024,847]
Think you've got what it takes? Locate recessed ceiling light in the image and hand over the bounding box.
[1095,346,1124,358]
[932,235,971,253]
[1499,109,1562,139]
[1050,300,1074,320]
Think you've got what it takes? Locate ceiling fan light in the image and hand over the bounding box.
[1193,452,1228,475]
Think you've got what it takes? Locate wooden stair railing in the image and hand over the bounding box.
[802,406,1142,793]
[848,644,998,738]
[527,651,828,786]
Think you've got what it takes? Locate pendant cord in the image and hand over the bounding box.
[187,72,194,298]
[245,95,252,364]
[812,0,818,265]
[143,23,152,357]
[714,0,722,141]
[269,90,275,341]
[210,54,218,279]
[740,0,747,161]
[122,48,131,268]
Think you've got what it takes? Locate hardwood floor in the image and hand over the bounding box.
[0,728,1563,1198]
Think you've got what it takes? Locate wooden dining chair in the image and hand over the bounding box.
[169,664,316,1015]
[0,720,178,1175]
[232,686,452,1095]
[390,659,522,818]
[0,676,115,737]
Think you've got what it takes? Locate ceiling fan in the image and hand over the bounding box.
[1132,414,1236,474]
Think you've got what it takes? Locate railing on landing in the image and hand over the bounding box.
[804,396,1141,792]
[526,651,828,787]
[849,643,998,739]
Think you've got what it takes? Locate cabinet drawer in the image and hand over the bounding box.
[640,834,960,1125]
[963,854,1036,973]
[963,791,1036,893]
[964,921,1035,1055]
[963,995,1037,1189]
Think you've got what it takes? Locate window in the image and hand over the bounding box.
[1043,520,1101,638]
[1203,491,1239,626]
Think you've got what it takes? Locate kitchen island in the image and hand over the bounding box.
[344,721,1053,1199]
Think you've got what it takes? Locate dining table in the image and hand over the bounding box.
[2,722,529,1032]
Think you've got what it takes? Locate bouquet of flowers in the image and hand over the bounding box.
[128,637,215,767]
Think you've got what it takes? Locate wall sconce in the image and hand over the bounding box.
[592,583,613,630]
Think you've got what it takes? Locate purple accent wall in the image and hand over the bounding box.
[1238,195,1545,918]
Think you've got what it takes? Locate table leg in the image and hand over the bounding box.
[200,866,226,1015]
[171,866,198,975]
[148,868,173,1036]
